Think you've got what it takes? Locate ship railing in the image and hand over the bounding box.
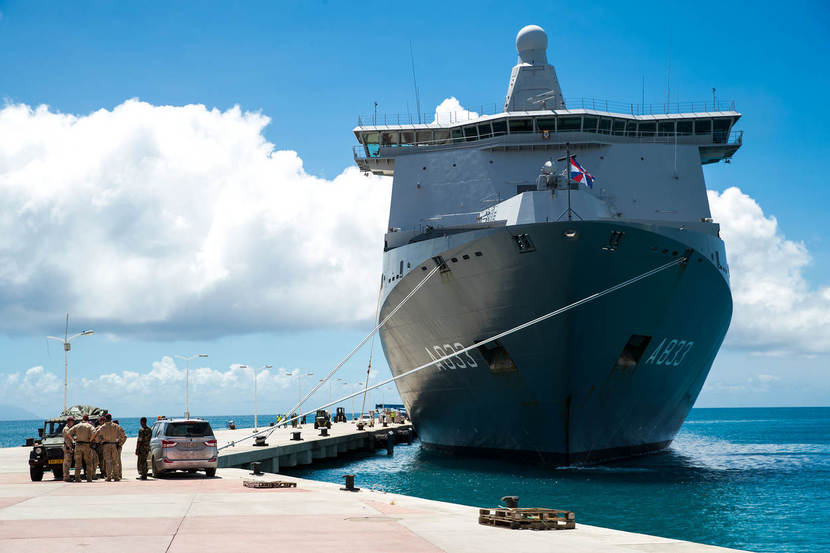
[356,98,737,127]
[353,128,743,160]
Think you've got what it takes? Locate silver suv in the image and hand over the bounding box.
[148,419,218,477]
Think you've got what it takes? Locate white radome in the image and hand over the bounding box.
[516,25,547,53]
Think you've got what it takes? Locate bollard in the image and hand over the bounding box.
[319,428,329,437]
[254,436,267,447]
[250,462,262,475]
[340,474,360,492]
[501,496,519,509]
[291,431,302,441]
[356,422,365,431]
[25,437,34,447]
[386,431,395,455]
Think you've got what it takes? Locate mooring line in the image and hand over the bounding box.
[218,255,687,451]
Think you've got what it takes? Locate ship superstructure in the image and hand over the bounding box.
[352,25,741,464]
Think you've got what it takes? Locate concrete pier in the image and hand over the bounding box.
[0,427,749,553]
[215,421,412,472]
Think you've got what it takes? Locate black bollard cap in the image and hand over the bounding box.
[501,495,519,508]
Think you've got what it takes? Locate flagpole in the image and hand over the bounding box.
[566,142,572,221]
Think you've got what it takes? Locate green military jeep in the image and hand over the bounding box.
[28,405,107,481]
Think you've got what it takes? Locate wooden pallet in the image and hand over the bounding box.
[478,507,575,530]
[243,479,297,489]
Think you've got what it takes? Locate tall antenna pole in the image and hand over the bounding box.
[410,41,422,124]
[64,314,69,411]
[666,30,672,112]
[641,75,645,115]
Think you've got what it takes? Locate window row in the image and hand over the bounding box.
[359,116,735,151]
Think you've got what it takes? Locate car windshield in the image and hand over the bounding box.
[165,422,213,437]
[45,421,66,437]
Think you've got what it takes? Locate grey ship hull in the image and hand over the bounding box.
[379,220,731,465]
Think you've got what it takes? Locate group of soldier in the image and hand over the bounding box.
[61,414,153,482]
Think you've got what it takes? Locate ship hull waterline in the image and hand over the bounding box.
[378,220,732,466]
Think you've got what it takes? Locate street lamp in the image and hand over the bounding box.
[174,353,208,419]
[47,313,94,412]
[297,371,314,427]
[243,364,272,430]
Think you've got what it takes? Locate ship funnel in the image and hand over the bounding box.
[504,25,565,112]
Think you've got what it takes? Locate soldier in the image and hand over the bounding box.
[67,414,95,482]
[135,417,152,480]
[91,416,105,479]
[93,414,122,482]
[113,419,126,480]
[61,416,75,482]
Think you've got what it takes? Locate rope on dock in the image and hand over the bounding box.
[218,254,688,451]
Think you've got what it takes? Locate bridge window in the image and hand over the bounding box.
[658,121,675,136]
[509,118,533,133]
[612,119,626,135]
[558,117,581,132]
[598,118,612,134]
[451,128,464,143]
[713,118,731,143]
[536,118,556,131]
[638,122,656,137]
[434,129,451,144]
[401,131,415,146]
[625,121,637,136]
[583,117,598,133]
[694,119,711,135]
[416,130,432,144]
[463,125,478,142]
[492,120,507,136]
[677,120,693,135]
[381,132,399,146]
[478,123,493,139]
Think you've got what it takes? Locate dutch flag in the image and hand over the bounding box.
[569,157,595,189]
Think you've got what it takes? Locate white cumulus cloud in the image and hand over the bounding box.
[709,187,830,354]
[432,97,479,125]
[0,100,391,339]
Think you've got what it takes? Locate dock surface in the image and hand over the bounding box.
[0,424,750,553]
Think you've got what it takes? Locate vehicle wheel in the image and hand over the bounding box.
[53,465,63,480]
[151,456,161,478]
[205,468,216,477]
[30,466,44,481]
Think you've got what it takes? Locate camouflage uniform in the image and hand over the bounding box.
[136,423,152,479]
[61,420,75,482]
[114,423,126,479]
[68,421,95,482]
[93,421,122,481]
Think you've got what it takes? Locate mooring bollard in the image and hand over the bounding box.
[319,427,329,437]
[291,431,302,441]
[250,462,262,475]
[386,431,395,454]
[501,495,519,509]
[340,474,360,492]
[254,435,267,447]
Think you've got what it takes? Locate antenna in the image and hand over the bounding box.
[410,40,422,124]
[665,30,672,111]
[641,75,645,114]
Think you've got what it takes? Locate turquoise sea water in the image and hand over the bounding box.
[280,407,830,553]
[4,407,828,552]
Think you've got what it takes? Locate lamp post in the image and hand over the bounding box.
[47,313,94,412]
[174,353,208,420]
[297,372,314,427]
[243,364,272,430]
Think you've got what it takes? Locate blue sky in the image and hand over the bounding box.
[0,0,828,417]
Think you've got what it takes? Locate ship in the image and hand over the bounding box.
[352,25,741,465]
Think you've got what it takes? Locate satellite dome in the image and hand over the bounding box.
[516,25,547,54]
